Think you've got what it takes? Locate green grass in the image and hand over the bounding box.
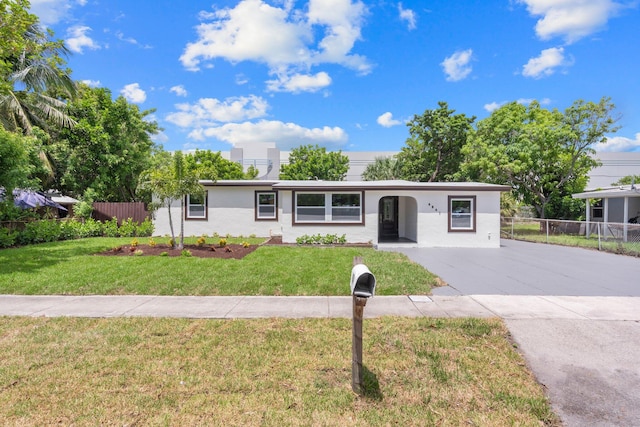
[0,316,560,426]
[0,238,436,295]
[501,222,640,256]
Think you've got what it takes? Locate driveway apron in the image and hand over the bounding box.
[387,239,640,426]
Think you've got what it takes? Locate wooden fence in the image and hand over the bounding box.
[92,202,150,225]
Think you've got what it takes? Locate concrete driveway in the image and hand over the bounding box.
[391,239,640,297]
[388,239,640,427]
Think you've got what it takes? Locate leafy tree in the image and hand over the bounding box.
[461,98,619,219]
[279,144,349,181]
[0,5,76,133]
[138,151,203,249]
[612,175,640,186]
[0,126,35,193]
[397,101,475,182]
[183,149,257,180]
[361,156,404,181]
[49,84,159,201]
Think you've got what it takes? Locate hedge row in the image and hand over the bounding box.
[0,217,154,248]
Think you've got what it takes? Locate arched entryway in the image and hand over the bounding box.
[378,196,417,243]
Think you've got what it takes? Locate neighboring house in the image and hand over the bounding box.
[153,180,509,248]
[572,185,640,242]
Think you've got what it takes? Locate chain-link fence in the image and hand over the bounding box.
[501,217,640,257]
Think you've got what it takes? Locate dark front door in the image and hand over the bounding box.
[379,196,399,241]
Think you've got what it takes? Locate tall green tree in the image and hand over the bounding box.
[0,126,35,193]
[279,144,349,181]
[612,175,640,186]
[361,156,403,181]
[183,149,258,180]
[461,98,619,219]
[138,151,203,249]
[0,3,76,134]
[397,101,475,182]
[49,84,159,201]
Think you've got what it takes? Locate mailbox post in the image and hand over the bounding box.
[350,256,376,395]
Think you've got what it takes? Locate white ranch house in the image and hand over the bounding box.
[153,180,509,248]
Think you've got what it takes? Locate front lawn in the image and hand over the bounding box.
[0,316,559,426]
[0,238,436,295]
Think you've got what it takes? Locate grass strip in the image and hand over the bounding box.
[0,316,559,426]
[0,238,436,295]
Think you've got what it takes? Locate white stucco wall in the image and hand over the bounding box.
[153,185,503,248]
[152,185,281,238]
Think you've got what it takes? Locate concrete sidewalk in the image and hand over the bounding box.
[1,294,639,321]
[3,294,640,426]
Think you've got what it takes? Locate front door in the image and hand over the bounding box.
[379,196,399,241]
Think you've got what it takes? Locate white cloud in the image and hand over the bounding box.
[441,49,473,82]
[180,0,371,93]
[235,74,249,85]
[30,0,73,25]
[187,120,347,150]
[266,71,332,93]
[484,97,553,112]
[120,83,147,103]
[81,79,101,87]
[115,31,152,49]
[152,132,169,144]
[65,26,100,54]
[594,133,640,152]
[484,102,502,112]
[170,85,188,97]
[522,47,569,78]
[398,3,417,30]
[517,97,552,106]
[166,95,269,128]
[377,112,402,127]
[517,0,625,43]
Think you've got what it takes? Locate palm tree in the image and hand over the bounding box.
[0,24,77,134]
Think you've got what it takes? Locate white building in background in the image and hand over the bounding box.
[223,147,640,187]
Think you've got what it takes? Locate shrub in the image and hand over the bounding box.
[103,217,119,237]
[118,218,137,237]
[181,249,192,257]
[218,238,227,247]
[136,218,154,237]
[160,251,168,257]
[79,218,103,238]
[0,227,17,248]
[242,241,250,248]
[196,236,206,246]
[296,233,347,245]
[148,238,157,247]
[17,220,62,245]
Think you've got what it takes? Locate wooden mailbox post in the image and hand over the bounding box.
[351,256,376,395]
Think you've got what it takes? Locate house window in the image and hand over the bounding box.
[186,193,207,220]
[256,191,277,220]
[592,200,603,219]
[449,196,476,232]
[294,191,363,224]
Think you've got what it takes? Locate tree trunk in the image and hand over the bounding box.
[167,200,176,249]
[178,197,184,250]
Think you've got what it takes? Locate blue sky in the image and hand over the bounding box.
[31,0,640,153]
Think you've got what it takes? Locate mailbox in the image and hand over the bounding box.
[350,264,376,298]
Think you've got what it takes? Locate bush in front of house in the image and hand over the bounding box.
[296,233,347,245]
[0,217,155,248]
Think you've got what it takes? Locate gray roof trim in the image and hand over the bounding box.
[198,179,510,192]
[199,180,278,187]
[573,185,640,199]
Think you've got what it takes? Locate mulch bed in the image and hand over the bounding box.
[100,243,260,260]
